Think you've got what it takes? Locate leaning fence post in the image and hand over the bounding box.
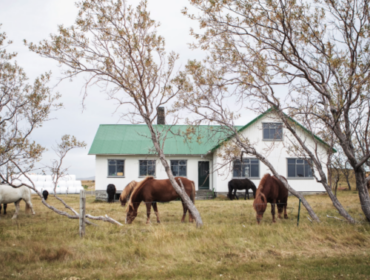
[297,198,301,226]
[79,190,86,237]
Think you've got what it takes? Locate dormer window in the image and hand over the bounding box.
[263,123,283,140]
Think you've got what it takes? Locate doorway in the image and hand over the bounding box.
[198,161,210,190]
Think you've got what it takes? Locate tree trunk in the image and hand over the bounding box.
[145,121,203,228]
[345,175,352,191]
[354,171,370,222]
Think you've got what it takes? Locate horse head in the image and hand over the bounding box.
[119,181,137,207]
[253,192,267,224]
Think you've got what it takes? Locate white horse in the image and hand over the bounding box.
[0,183,35,219]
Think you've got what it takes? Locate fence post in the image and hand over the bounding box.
[297,198,301,226]
[79,190,86,237]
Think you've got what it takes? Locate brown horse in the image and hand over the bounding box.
[123,176,196,224]
[119,180,161,223]
[253,174,288,224]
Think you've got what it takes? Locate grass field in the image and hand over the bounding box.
[1,191,370,280]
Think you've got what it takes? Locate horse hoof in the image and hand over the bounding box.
[157,221,160,224]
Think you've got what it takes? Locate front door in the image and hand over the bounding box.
[198,161,210,190]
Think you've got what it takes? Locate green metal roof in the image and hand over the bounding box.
[89,108,336,155]
[88,124,241,155]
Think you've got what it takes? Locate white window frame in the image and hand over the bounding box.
[232,158,260,179]
[139,159,156,177]
[287,158,314,179]
[107,159,125,178]
[262,122,283,141]
[170,159,188,177]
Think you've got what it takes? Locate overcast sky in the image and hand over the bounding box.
[0,0,257,178]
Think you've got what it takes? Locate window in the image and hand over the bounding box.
[171,160,187,176]
[139,160,156,177]
[108,159,124,177]
[287,159,313,178]
[263,123,283,140]
[233,158,259,178]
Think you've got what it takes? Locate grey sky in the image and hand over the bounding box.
[0,0,256,178]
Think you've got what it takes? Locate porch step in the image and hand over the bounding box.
[196,190,215,200]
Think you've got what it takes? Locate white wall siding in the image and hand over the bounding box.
[95,155,212,192]
[213,113,327,193]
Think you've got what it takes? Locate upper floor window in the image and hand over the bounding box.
[139,160,156,177]
[233,158,259,178]
[171,160,187,176]
[263,123,283,140]
[108,159,124,177]
[287,159,313,178]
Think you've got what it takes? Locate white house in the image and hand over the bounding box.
[89,108,332,201]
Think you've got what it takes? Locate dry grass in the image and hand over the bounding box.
[1,191,370,279]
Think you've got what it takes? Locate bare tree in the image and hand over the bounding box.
[0,24,60,177]
[0,25,121,226]
[331,149,353,191]
[27,0,203,227]
[182,0,370,222]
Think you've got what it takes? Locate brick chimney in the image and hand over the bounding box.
[157,107,165,125]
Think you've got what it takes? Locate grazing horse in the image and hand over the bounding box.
[227,178,257,200]
[0,184,35,219]
[119,180,161,223]
[106,184,116,203]
[253,174,288,224]
[0,204,7,215]
[123,177,196,224]
[42,190,49,201]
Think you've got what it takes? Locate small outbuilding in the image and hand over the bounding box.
[89,108,332,200]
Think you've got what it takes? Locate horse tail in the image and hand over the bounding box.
[25,202,31,214]
[25,187,32,213]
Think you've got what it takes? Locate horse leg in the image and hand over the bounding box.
[277,201,283,219]
[271,201,276,223]
[284,200,288,219]
[181,201,187,223]
[145,202,151,224]
[234,189,239,200]
[0,204,2,214]
[152,202,160,223]
[12,200,20,219]
[4,204,7,215]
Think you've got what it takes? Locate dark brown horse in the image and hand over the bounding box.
[253,174,288,224]
[227,178,257,200]
[121,177,196,224]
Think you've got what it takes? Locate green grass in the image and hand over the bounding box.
[0,191,370,279]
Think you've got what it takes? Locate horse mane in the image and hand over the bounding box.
[253,174,270,212]
[256,173,271,195]
[126,176,154,212]
[119,181,137,206]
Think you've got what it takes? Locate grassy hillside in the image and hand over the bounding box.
[0,191,369,279]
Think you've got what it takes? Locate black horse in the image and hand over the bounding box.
[0,204,7,215]
[42,190,49,201]
[227,178,257,200]
[107,184,116,203]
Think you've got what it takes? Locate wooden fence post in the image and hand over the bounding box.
[79,190,86,237]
